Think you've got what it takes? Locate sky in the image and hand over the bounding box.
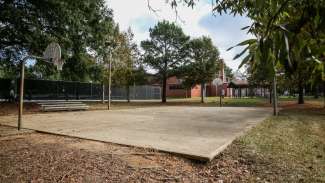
[105,0,253,71]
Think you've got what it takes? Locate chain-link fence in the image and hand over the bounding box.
[0,78,161,101]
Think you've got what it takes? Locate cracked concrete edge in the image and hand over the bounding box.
[1,109,272,162]
[7,126,212,162]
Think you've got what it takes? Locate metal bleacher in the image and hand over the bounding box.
[38,101,89,112]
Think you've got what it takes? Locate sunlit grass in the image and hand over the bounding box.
[233,108,325,182]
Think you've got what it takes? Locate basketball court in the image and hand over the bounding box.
[0,106,270,161]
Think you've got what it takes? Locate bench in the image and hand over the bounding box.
[38,101,89,112]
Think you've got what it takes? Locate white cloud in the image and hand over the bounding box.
[106,0,253,70]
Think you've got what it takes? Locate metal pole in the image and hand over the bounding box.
[219,86,222,107]
[18,60,25,130]
[108,52,112,110]
[215,85,218,104]
[102,82,105,104]
[133,82,136,100]
[90,82,93,99]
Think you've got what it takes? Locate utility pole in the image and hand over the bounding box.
[108,51,112,110]
[219,89,222,107]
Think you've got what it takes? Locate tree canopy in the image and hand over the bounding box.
[0,0,117,82]
[181,36,220,103]
[141,20,190,102]
[171,0,325,104]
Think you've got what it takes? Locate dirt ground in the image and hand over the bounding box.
[0,126,255,183]
[0,102,40,116]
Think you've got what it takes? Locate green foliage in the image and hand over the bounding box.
[173,0,325,86]
[141,20,190,75]
[180,36,220,102]
[224,64,234,79]
[105,28,147,88]
[181,36,220,86]
[141,20,190,102]
[0,0,117,82]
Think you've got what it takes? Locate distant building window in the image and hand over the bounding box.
[169,84,184,90]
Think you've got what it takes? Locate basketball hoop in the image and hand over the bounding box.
[213,78,224,107]
[43,42,63,71]
[213,78,223,86]
[17,42,63,131]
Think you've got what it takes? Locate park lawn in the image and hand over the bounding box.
[205,97,269,107]
[230,107,325,182]
[178,96,324,107]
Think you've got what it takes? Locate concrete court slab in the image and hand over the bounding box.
[0,107,271,161]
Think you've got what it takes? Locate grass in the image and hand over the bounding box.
[205,97,269,107]
[229,107,325,182]
[169,96,324,107]
[84,96,324,111]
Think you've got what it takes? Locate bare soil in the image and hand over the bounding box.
[0,128,255,183]
[0,102,40,116]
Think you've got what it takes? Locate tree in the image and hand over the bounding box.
[246,57,273,101]
[112,28,140,102]
[181,36,220,103]
[141,21,190,102]
[0,0,116,82]
[170,0,325,108]
[224,64,234,80]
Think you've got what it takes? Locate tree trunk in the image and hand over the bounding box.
[162,73,167,103]
[273,76,278,116]
[323,65,325,108]
[269,87,272,104]
[126,85,130,103]
[323,81,325,108]
[201,82,205,103]
[314,85,319,99]
[298,77,304,104]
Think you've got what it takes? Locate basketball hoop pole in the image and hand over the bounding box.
[219,88,222,107]
[18,43,62,130]
[18,57,27,130]
[18,55,40,130]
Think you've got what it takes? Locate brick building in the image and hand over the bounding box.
[166,61,232,98]
[165,76,201,98]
